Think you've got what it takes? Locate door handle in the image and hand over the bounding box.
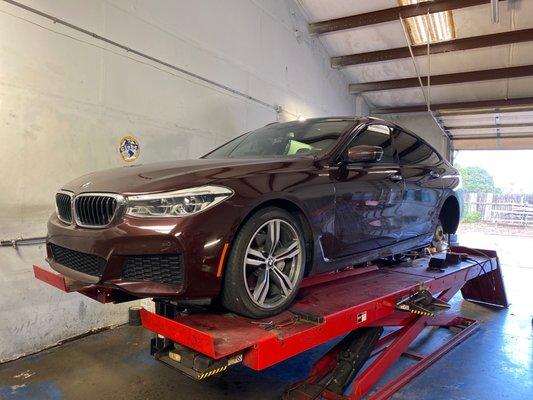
[389,174,403,182]
[429,170,440,179]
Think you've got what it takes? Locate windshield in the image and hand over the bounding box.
[203,119,354,159]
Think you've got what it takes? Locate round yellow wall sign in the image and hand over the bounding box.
[119,135,140,162]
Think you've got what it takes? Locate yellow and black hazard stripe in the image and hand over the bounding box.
[410,309,433,317]
[197,365,228,380]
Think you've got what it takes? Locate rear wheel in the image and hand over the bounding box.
[221,207,306,318]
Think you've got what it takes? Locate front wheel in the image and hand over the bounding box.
[221,207,306,318]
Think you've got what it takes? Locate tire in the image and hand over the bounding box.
[221,207,306,318]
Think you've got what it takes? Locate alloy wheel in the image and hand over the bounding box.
[243,218,303,309]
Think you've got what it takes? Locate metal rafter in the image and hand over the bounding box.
[350,65,533,93]
[331,28,533,68]
[372,97,533,114]
[308,0,503,35]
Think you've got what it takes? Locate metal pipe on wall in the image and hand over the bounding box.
[1,0,305,120]
[0,236,46,249]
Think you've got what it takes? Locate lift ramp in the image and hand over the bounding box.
[139,246,507,371]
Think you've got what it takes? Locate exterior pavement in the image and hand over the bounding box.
[0,232,531,399]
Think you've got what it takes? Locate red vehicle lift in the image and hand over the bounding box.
[33,245,507,399]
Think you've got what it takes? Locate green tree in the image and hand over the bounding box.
[458,166,496,192]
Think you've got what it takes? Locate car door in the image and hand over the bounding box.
[331,123,405,258]
[392,128,444,241]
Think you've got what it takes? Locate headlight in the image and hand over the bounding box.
[125,185,234,217]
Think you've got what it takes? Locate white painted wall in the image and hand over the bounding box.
[0,0,357,362]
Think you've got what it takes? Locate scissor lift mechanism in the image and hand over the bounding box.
[33,245,507,399]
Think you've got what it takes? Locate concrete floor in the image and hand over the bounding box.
[1,232,532,400]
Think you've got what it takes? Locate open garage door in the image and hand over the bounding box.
[440,107,533,150]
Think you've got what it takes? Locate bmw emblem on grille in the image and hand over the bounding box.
[81,181,92,188]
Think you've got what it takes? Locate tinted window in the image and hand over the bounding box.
[345,124,395,163]
[394,130,440,165]
[204,120,353,159]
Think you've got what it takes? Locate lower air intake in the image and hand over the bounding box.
[50,244,106,277]
[122,255,184,286]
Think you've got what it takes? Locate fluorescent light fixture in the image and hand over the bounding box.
[399,0,456,45]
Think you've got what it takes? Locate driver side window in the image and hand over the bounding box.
[345,124,395,163]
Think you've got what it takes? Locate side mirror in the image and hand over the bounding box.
[347,145,383,163]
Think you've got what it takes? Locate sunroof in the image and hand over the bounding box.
[399,0,456,45]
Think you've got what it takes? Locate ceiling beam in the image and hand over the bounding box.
[331,28,533,68]
[446,123,533,130]
[350,65,533,93]
[308,0,501,35]
[372,97,533,114]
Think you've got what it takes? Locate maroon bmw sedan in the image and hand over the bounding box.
[47,117,461,318]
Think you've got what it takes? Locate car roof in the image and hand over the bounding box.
[265,116,392,126]
[266,116,424,137]
[265,117,442,153]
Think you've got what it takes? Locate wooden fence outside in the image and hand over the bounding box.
[463,192,533,226]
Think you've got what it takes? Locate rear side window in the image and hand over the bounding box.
[345,124,395,163]
[394,130,440,165]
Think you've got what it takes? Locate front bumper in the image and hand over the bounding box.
[46,204,238,299]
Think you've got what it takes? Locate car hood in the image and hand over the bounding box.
[62,157,315,194]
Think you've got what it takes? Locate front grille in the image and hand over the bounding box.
[50,244,106,277]
[56,192,72,223]
[75,195,119,227]
[122,255,184,286]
